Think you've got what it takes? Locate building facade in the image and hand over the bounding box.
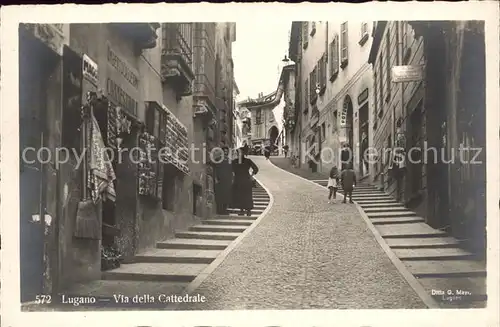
[288,21,373,176]
[18,22,237,302]
[369,21,486,255]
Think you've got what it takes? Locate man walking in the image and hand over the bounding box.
[340,164,356,204]
[341,143,351,171]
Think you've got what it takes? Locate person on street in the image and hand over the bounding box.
[340,164,356,204]
[231,146,259,216]
[264,144,271,160]
[283,144,289,158]
[341,143,352,171]
[327,166,340,204]
[214,146,233,214]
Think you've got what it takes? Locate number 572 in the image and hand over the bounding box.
[35,295,52,304]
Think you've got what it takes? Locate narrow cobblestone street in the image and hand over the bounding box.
[177,156,426,310]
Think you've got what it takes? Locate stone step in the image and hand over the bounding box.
[371,217,425,225]
[189,224,248,233]
[386,237,461,249]
[405,260,486,278]
[253,196,270,200]
[102,262,207,282]
[364,206,409,213]
[367,211,417,218]
[352,192,387,196]
[253,201,269,205]
[215,214,259,220]
[202,219,253,226]
[378,223,447,238]
[352,192,390,196]
[227,208,264,215]
[356,199,399,204]
[359,202,404,208]
[395,248,477,261]
[353,196,394,202]
[133,248,220,264]
[156,238,231,250]
[175,231,240,241]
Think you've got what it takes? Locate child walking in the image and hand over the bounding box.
[327,166,340,204]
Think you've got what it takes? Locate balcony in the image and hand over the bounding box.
[110,23,160,51]
[193,23,217,120]
[161,23,195,99]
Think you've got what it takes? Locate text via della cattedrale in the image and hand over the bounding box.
[59,293,206,306]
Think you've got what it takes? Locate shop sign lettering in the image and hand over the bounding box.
[83,54,99,86]
[107,43,139,89]
[106,78,138,116]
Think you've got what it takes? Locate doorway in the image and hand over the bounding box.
[19,26,60,302]
[358,103,369,176]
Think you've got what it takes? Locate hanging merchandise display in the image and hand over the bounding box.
[161,104,190,174]
[138,131,161,199]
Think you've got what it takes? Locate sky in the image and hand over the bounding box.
[232,21,291,103]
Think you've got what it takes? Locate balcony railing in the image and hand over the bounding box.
[110,23,160,51]
[193,23,216,117]
[161,23,195,98]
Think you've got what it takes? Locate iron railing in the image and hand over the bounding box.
[193,23,216,108]
[162,23,193,66]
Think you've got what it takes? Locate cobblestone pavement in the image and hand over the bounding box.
[177,156,426,310]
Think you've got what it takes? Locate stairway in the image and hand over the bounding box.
[100,184,271,287]
[312,179,487,308]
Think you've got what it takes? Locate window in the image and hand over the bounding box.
[402,22,412,64]
[163,23,194,66]
[319,54,327,95]
[309,66,318,104]
[256,109,262,124]
[385,32,391,101]
[302,22,309,49]
[332,111,338,133]
[321,122,326,141]
[378,59,384,118]
[329,34,339,81]
[310,22,317,36]
[304,79,309,114]
[395,22,400,64]
[340,22,349,68]
[359,22,369,46]
[373,71,378,122]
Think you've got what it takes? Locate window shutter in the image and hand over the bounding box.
[304,78,309,112]
[341,22,349,62]
[334,34,339,74]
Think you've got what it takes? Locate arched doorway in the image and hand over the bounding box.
[268,125,279,146]
[340,95,354,148]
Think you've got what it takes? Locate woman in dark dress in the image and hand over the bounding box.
[264,145,271,160]
[214,147,233,214]
[231,147,259,216]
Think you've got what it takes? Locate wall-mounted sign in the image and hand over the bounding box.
[391,65,424,83]
[106,78,138,117]
[107,44,139,89]
[357,88,369,105]
[105,42,140,117]
[83,54,99,86]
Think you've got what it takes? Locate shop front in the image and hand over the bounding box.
[19,23,66,302]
